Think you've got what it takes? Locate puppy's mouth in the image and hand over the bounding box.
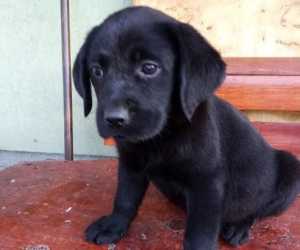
[101,130,127,141]
[111,129,163,144]
[113,133,143,143]
[101,129,132,142]
[113,135,127,141]
[114,135,125,139]
[97,109,167,144]
[104,131,154,144]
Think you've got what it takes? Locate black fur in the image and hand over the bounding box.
[73,6,300,250]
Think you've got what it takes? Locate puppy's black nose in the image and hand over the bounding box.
[104,107,129,128]
[106,117,126,128]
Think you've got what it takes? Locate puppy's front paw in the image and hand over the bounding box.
[222,220,253,246]
[85,214,129,245]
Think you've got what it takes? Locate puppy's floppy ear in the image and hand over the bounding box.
[170,22,226,120]
[73,43,92,117]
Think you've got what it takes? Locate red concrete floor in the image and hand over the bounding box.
[0,160,299,250]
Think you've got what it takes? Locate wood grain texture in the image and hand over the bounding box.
[216,75,300,111]
[1,160,300,249]
[254,122,300,156]
[104,137,117,146]
[225,58,300,76]
[245,110,300,123]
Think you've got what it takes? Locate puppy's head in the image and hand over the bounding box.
[73,6,225,142]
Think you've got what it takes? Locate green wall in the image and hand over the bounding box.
[0,0,131,156]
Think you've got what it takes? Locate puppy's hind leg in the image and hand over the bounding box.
[258,150,300,218]
[222,150,300,247]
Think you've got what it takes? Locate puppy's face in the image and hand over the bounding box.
[88,23,175,141]
[73,7,226,143]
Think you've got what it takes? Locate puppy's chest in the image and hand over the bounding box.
[140,144,196,183]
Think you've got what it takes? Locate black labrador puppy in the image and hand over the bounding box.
[73,6,300,250]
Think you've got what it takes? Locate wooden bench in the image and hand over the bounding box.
[218,58,300,157]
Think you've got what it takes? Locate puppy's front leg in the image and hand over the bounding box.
[85,163,149,245]
[184,178,223,250]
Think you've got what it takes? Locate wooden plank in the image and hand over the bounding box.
[216,75,300,111]
[254,122,300,157]
[225,58,300,76]
[104,137,116,146]
[2,160,300,249]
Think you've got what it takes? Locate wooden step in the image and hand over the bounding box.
[0,160,299,249]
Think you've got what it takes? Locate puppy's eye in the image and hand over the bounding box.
[139,62,160,77]
[91,65,104,79]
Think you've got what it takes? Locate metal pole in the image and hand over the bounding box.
[60,0,73,160]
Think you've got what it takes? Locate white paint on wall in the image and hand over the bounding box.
[0,0,131,156]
